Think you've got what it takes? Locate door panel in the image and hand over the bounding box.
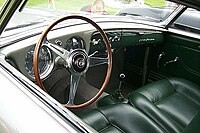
[149,33,200,85]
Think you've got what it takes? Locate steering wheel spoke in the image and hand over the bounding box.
[43,42,69,60]
[89,56,109,67]
[67,74,81,106]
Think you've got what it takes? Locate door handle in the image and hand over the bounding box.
[164,57,179,66]
[157,52,165,69]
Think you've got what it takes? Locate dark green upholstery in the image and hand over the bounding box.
[81,104,164,133]
[128,78,200,133]
[182,112,200,133]
[81,78,200,133]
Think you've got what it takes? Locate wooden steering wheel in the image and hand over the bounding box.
[33,15,112,109]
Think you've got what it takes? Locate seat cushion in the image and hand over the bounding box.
[80,104,164,133]
[128,77,200,133]
[182,112,200,133]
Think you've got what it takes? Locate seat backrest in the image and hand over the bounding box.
[128,78,200,133]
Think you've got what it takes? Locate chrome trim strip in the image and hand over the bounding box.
[168,28,200,39]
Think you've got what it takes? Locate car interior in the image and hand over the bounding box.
[0,0,200,132]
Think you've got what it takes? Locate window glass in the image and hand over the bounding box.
[113,0,178,22]
[171,8,200,34]
[0,0,179,32]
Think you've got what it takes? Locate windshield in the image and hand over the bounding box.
[0,0,179,30]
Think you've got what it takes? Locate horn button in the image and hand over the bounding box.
[69,50,88,74]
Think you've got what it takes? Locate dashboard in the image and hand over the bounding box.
[2,22,163,82]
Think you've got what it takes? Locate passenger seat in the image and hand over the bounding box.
[128,78,200,133]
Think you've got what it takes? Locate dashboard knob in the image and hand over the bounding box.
[55,39,62,46]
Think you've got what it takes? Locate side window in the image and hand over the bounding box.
[171,8,200,34]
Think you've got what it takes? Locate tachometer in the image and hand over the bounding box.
[65,36,85,51]
[25,46,53,79]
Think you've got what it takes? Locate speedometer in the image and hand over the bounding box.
[25,46,53,79]
[65,36,85,51]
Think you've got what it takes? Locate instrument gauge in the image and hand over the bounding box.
[65,36,85,50]
[25,46,53,79]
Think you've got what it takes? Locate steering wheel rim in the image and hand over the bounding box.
[33,15,112,109]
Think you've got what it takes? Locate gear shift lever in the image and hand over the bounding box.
[112,73,125,101]
[118,73,125,90]
[96,73,128,107]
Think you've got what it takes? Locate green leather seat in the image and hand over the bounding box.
[182,111,200,133]
[128,78,200,133]
[81,78,200,133]
[81,103,164,133]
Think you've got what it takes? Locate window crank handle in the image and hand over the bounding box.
[164,57,179,66]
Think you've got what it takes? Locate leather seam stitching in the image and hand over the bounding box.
[154,91,175,105]
[138,93,183,132]
[99,125,112,133]
[169,79,200,106]
[177,90,200,106]
[137,90,175,104]
[153,81,176,104]
[97,110,125,133]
